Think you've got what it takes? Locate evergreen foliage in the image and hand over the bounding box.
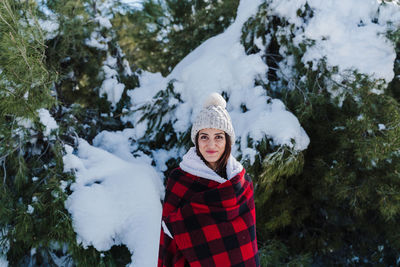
[1,0,400,265]
[0,0,73,265]
[42,0,138,141]
[112,0,240,75]
[134,82,185,149]
[1,0,241,264]
[241,2,400,265]
[0,0,135,265]
[258,240,311,266]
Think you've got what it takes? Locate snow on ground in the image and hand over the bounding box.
[269,0,400,82]
[127,0,310,165]
[63,140,163,267]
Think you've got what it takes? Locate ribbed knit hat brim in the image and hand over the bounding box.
[191,93,235,144]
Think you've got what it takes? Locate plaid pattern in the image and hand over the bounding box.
[158,167,259,267]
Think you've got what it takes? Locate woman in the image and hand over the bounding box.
[158,93,259,267]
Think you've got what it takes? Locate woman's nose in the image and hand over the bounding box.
[208,139,216,147]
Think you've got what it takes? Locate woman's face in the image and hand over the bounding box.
[197,128,226,169]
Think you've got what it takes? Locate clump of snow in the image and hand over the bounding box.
[85,31,109,50]
[49,242,72,266]
[126,0,310,163]
[38,17,59,40]
[63,145,85,173]
[95,16,112,29]
[99,52,133,108]
[125,71,168,138]
[269,0,400,83]
[99,64,125,108]
[63,139,163,267]
[152,148,183,173]
[27,205,34,214]
[230,90,309,154]
[120,0,143,9]
[93,129,153,166]
[371,88,384,95]
[122,59,133,76]
[129,72,167,105]
[16,117,34,129]
[0,256,7,267]
[37,108,58,137]
[94,129,187,176]
[0,229,9,267]
[34,3,59,40]
[84,8,117,51]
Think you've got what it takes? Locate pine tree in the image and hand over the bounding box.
[241,1,400,265]
[0,0,137,265]
[2,0,399,265]
[0,0,72,265]
[41,0,138,265]
[112,0,240,75]
[42,0,138,141]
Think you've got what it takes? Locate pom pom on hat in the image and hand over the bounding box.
[203,92,226,109]
[191,92,235,145]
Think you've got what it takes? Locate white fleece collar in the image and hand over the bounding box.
[179,147,243,183]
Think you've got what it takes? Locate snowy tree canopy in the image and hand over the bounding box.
[1,0,400,265]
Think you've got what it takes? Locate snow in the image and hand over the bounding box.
[16,117,33,129]
[0,229,8,267]
[98,56,126,108]
[152,148,182,173]
[121,0,143,9]
[85,32,109,50]
[125,71,169,139]
[99,77,125,108]
[37,108,58,137]
[126,0,310,163]
[95,16,112,29]
[128,72,168,106]
[57,0,400,265]
[63,139,163,267]
[93,129,153,166]
[269,0,400,83]
[27,205,34,214]
[231,95,309,153]
[38,18,59,40]
[35,2,59,40]
[0,256,7,267]
[371,88,384,95]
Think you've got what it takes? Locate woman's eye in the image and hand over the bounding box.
[200,136,208,140]
[216,135,224,140]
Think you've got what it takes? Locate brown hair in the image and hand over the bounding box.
[195,132,231,179]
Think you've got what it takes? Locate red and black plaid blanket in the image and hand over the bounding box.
[158,167,259,267]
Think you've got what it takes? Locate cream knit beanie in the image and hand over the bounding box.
[191,93,235,144]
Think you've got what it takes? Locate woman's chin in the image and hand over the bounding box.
[204,157,218,164]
